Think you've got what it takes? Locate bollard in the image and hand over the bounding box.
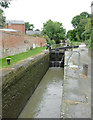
[49,46,51,53]
[6,58,11,65]
[83,64,88,76]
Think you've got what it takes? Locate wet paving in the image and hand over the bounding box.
[61,46,91,118]
[19,67,64,118]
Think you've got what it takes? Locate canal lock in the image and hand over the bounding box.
[18,49,65,118]
[2,47,65,119]
[49,49,65,68]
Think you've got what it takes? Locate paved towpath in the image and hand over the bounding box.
[61,45,91,118]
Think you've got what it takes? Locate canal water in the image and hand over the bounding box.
[19,67,64,118]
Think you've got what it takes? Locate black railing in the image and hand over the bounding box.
[48,45,79,53]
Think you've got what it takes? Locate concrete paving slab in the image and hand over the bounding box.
[61,45,91,118]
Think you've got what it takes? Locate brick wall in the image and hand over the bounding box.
[24,35,47,48]
[1,31,47,58]
[5,24,25,34]
[0,31,2,58]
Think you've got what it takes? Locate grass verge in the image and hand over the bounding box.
[71,41,81,46]
[0,47,46,68]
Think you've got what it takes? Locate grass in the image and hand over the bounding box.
[0,47,46,68]
[71,41,81,46]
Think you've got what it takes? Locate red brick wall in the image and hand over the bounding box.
[24,35,47,48]
[1,31,47,58]
[5,24,25,34]
[37,37,47,47]
[3,32,24,49]
[2,31,25,57]
[0,31,2,58]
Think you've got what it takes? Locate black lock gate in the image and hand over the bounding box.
[48,45,79,67]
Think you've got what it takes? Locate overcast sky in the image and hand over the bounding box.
[4,0,92,32]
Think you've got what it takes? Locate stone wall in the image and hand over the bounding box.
[2,52,49,118]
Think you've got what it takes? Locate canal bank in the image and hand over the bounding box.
[61,46,91,118]
[1,45,91,119]
[1,51,49,118]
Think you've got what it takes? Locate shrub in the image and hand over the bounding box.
[51,40,56,45]
[32,34,41,37]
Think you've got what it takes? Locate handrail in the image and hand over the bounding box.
[59,55,64,67]
[51,46,79,50]
[66,51,80,67]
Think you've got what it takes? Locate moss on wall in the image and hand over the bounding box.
[2,52,49,118]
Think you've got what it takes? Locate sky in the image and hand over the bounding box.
[4,0,92,32]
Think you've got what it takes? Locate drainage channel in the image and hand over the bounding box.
[19,67,64,118]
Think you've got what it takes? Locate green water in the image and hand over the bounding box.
[19,67,64,118]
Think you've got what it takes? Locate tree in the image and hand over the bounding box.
[81,29,91,40]
[85,18,91,30]
[35,29,40,31]
[42,20,66,44]
[0,0,13,28]
[76,19,88,41]
[69,11,91,42]
[67,30,77,41]
[80,12,90,19]
[81,18,92,48]
[0,0,12,8]
[0,8,6,28]
[25,22,34,31]
[71,15,81,29]
[71,12,90,29]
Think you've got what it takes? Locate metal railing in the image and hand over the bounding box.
[66,51,80,67]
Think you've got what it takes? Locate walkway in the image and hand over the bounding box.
[61,45,91,118]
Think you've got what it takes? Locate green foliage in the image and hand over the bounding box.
[25,22,35,31]
[67,11,92,48]
[80,12,90,19]
[71,15,81,29]
[67,30,77,41]
[42,19,66,44]
[44,36,51,46]
[85,18,91,30]
[43,36,55,46]
[35,29,40,31]
[0,0,12,27]
[51,40,56,45]
[66,39,71,45]
[81,17,92,48]
[76,34,80,41]
[71,41,81,46]
[0,8,6,28]
[91,30,93,49]
[71,12,90,29]
[0,0,11,8]
[0,0,14,8]
[84,29,93,49]
[76,19,88,41]
[81,29,91,40]
[32,34,41,37]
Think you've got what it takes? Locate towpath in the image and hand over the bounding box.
[61,45,91,118]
